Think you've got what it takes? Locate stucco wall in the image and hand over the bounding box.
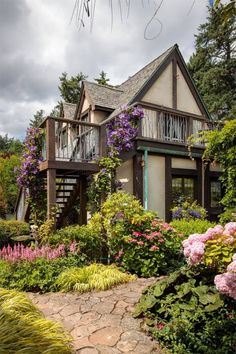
[176,65,202,115]
[172,157,196,169]
[142,63,172,108]
[148,155,165,219]
[117,159,133,194]
[90,110,108,124]
[81,97,90,113]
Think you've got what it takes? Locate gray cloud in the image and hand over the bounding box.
[0,0,209,138]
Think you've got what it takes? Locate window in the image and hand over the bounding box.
[172,177,195,205]
[210,180,222,208]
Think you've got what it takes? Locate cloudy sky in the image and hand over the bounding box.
[0,0,211,139]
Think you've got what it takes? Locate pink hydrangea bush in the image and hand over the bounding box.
[182,222,236,300]
[214,254,236,300]
[0,242,78,263]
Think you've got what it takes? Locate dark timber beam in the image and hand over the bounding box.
[79,175,87,225]
[47,169,56,220]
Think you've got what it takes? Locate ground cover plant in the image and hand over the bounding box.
[0,288,72,353]
[57,263,136,292]
[0,243,86,292]
[134,222,236,353]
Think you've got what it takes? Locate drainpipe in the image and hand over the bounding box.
[143,150,149,210]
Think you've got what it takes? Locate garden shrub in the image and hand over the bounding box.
[0,220,30,248]
[171,200,207,220]
[134,222,236,353]
[0,288,72,353]
[134,266,236,354]
[113,214,184,277]
[219,208,236,224]
[57,263,136,292]
[170,219,215,239]
[48,224,103,261]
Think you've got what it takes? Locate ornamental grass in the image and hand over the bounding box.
[0,288,73,353]
[57,263,136,292]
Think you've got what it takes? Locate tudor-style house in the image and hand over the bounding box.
[16,44,222,226]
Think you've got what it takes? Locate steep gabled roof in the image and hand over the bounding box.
[83,81,123,109]
[117,45,174,107]
[61,102,77,119]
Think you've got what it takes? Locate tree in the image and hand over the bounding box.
[0,134,22,155]
[188,4,236,120]
[94,71,110,86]
[29,110,44,128]
[58,72,87,104]
[0,154,20,214]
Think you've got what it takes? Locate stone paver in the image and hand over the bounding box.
[28,278,164,353]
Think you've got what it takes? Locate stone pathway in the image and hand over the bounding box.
[28,278,165,353]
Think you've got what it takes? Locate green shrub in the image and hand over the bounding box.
[0,255,86,293]
[113,214,184,277]
[0,220,30,248]
[219,208,236,224]
[134,266,236,354]
[0,288,72,353]
[170,219,216,239]
[57,263,136,292]
[48,224,103,261]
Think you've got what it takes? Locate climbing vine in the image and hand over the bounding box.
[16,128,46,224]
[88,106,144,213]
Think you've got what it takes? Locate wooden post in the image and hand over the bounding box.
[46,118,56,220]
[165,156,172,222]
[79,175,87,225]
[46,118,56,161]
[133,152,143,204]
[47,169,56,220]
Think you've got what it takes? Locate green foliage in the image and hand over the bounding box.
[188,5,236,120]
[202,119,236,209]
[170,219,216,239]
[87,155,122,213]
[58,71,87,104]
[204,237,236,272]
[94,70,110,86]
[0,255,86,293]
[219,207,236,223]
[29,109,44,128]
[0,221,30,248]
[113,215,184,277]
[0,154,21,214]
[0,134,22,155]
[48,223,103,261]
[134,266,236,354]
[0,288,73,353]
[57,263,135,292]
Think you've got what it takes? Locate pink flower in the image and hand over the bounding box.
[155,322,165,330]
[137,241,144,246]
[150,245,159,251]
[132,231,142,237]
[224,222,236,236]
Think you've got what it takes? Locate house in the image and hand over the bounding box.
[15,44,222,225]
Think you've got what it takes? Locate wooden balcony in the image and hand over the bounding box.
[40,117,101,173]
[140,108,209,145]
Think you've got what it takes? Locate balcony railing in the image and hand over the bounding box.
[141,108,209,145]
[41,117,101,162]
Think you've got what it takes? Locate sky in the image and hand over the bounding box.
[0,0,211,139]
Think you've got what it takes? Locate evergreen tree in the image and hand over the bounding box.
[58,72,87,104]
[0,134,22,155]
[188,4,236,120]
[29,109,44,128]
[94,71,110,86]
